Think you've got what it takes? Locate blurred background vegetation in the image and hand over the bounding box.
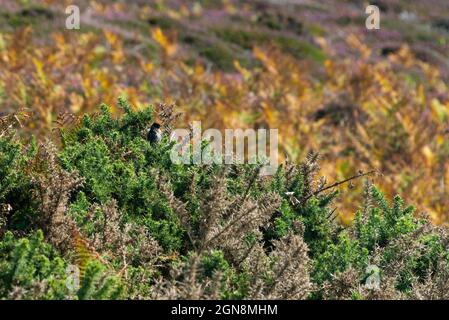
[1,0,449,223]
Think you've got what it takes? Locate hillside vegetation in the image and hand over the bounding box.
[1,0,449,222]
[1,0,449,300]
[1,102,449,299]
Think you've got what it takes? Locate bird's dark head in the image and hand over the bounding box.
[150,122,161,130]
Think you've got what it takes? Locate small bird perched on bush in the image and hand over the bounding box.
[147,122,162,145]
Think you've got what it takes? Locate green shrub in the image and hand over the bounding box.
[1,99,449,300]
[0,230,122,299]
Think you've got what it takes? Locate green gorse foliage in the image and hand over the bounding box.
[0,230,122,300]
[1,99,449,300]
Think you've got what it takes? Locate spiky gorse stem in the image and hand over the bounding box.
[31,141,83,252]
[0,109,29,138]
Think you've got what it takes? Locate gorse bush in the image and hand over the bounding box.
[1,101,449,300]
[0,230,122,300]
